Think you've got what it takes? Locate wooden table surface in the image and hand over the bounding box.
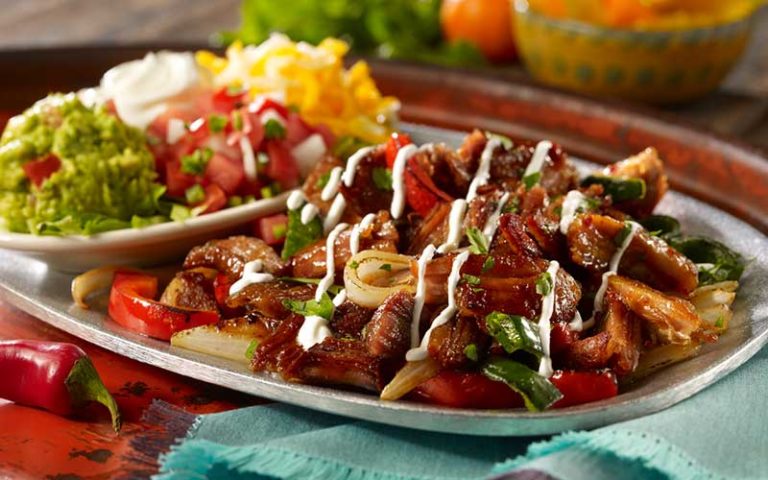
[0,2,765,478]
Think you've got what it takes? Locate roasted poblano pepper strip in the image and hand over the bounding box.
[281,207,322,260]
[485,312,543,359]
[581,175,646,202]
[482,357,563,411]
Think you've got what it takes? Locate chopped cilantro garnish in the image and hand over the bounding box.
[463,274,481,285]
[264,119,287,140]
[282,293,334,320]
[464,343,479,362]
[180,147,213,175]
[379,263,392,272]
[245,339,260,360]
[184,184,205,204]
[228,195,243,207]
[170,204,192,222]
[523,171,541,190]
[614,221,634,247]
[272,223,287,240]
[467,226,489,254]
[535,271,553,297]
[316,171,332,189]
[503,196,520,214]
[231,110,243,131]
[208,114,228,133]
[348,260,360,269]
[481,256,495,273]
[372,167,393,191]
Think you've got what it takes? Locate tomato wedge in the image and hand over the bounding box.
[412,369,618,410]
[385,132,412,169]
[255,213,288,246]
[23,154,61,187]
[198,184,228,214]
[108,272,219,341]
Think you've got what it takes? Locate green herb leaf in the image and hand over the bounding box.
[482,357,562,411]
[485,311,543,359]
[276,277,343,295]
[348,260,360,269]
[503,196,520,214]
[581,175,646,202]
[282,293,334,320]
[185,184,205,204]
[467,226,488,254]
[667,236,745,285]
[231,110,243,131]
[522,172,541,190]
[535,271,553,297]
[464,343,479,362]
[180,147,213,175]
[228,195,243,207]
[614,221,634,247]
[462,274,481,285]
[264,119,286,140]
[485,131,513,149]
[333,136,370,160]
[281,207,323,260]
[638,215,680,238]
[316,171,332,189]
[379,263,392,272]
[245,339,260,360]
[208,114,228,133]
[481,256,495,273]
[170,204,193,222]
[372,167,393,191]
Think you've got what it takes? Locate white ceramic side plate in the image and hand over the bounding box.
[0,192,289,272]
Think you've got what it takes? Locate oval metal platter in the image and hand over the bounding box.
[0,121,766,436]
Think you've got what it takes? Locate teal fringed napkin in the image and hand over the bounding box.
[151,345,767,480]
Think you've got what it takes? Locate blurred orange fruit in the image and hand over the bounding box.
[440,0,517,62]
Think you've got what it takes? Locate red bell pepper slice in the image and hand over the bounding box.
[385,132,412,169]
[108,271,219,341]
[412,369,617,410]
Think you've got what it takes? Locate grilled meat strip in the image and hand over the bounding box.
[184,236,288,280]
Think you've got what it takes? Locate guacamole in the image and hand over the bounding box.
[0,93,165,235]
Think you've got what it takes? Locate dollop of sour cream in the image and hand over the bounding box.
[100,51,209,129]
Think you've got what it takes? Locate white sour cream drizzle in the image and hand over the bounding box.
[391,144,419,219]
[349,213,377,256]
[407,250,471,361]
[297,222,349,350]
[482,192,510,245]
[436,199,468,254]
[410,244,437,349]
[229,260,274,296]
[589,221,642,322]
[523,140,553,179]
[287,190,307,210]
[559,190,588,235]
[466,138,501,201]
[240,136,257,181]
[300,203,319,224]
[341,146,375,187]
[323,194,347,233]
[321,167,344,201]
[537,260,560,377]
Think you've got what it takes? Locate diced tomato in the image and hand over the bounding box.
[22,154,61,187]
[147,107,201,142]
[213,273,232,306]
[385,132,412,169]
[284,111,314,147]
[108,272,219,341]
[243,110,266,147]
[412,369,618,410]
[198,184,227,214]
[404,157,453,216]
[265,141,300,190]
[411,370,524,409]
[205,153,245,195]
[249,97,290,119]
[165,160,197,197]
[549,370,618,409]
[255,213,288,246]
[212,87,246,113]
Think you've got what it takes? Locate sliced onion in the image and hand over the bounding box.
[631,343,701,381]
[71,265,139,309]
[171,318,268,363]
[344,250,415,308]
[380,358,440,401]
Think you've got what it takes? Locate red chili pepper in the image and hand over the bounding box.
[0,340,121,431]
[108,271,220,341]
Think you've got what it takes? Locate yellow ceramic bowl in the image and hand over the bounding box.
[512,1,756,103]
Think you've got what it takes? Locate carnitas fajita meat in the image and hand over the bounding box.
[158,129,743,411]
